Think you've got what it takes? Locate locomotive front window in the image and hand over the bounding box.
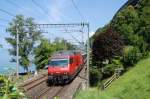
[49,59,68,67]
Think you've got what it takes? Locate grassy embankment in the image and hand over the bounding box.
[76,56,150,99]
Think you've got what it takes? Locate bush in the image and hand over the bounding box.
[0,75,25,99]
[122,46,141,68]
[102,57,123,76]
[90,67,102,86]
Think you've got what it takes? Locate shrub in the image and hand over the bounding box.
[102,56,123,76]
[90,67,102,86]
[122,46,141,68]
[0,75,25,99]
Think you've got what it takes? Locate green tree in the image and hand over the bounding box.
[5,15,41,72]
[112,3,149,53]
[137,0,150,48]
[53,37,74,51]
[112,5,140,45]
[34,37,75,70]
[34,39,55,70]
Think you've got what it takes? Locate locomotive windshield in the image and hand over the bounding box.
[49,59,68,67]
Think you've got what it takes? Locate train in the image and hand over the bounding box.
[47,50,86,84]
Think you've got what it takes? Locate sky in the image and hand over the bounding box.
[0,0,128,71]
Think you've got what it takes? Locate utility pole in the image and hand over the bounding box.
[16,25,19,77]
[81,30,84,45]
[86,23,90,88]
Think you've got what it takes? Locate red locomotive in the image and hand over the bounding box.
[47,50,85,84]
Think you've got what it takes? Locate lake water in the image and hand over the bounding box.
[0,48,36,75]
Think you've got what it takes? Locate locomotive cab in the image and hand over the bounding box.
[48,59,69,83]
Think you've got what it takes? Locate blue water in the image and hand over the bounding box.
[0,48,36,75]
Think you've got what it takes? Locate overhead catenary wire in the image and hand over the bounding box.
[5,0,46,20]
[62,25,82,45]
[71,0,85,21]
[0,9,15,17]
[5,0,32,15]
[25,23,86,45]
[32,0,48,15]
[36,30,78,45]
[6,0,21,9]
[31,0,51,23]
[68,32,83,45]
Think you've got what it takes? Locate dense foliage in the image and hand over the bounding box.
[90,27,124,86]
[90,66,102,86]
[122,46,140,67]
[137,0,150,48]
[34,39,55,70]
[92,27,123,62]
[112,5,140,45]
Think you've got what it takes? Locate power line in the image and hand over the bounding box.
[71,0,85,21]
[69,33,82,44]
[63,27,83,45]
[0,9,15,17]
[31,0,51,22]
[5,0,29,14]
[5,0,43,20]
[6,0,21,9]
[32,0,48,15]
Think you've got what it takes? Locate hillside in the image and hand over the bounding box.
[76,56,150,99]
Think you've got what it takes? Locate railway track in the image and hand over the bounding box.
[20,63,87,99]
[39,77,84,99]
[21,75,48,91]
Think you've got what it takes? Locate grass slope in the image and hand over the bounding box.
[76,57,150,99]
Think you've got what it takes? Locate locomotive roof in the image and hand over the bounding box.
[50,50,83,59]
[51,55,69,59]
